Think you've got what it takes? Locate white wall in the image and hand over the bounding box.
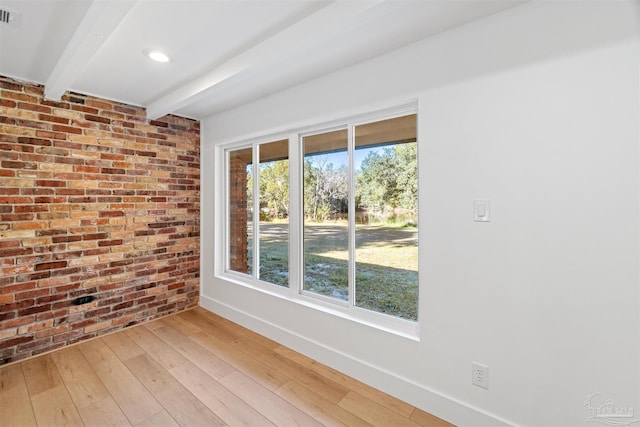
[201,2,640,426]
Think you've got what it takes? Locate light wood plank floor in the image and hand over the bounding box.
[0,307,454,427]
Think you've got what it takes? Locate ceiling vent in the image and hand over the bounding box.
[0,8,19,25]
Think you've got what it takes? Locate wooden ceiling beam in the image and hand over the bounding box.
[144,0,410,120]
[44,0,136,101]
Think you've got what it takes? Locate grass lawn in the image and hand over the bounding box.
[254,222,418,321]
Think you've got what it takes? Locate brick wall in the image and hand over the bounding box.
[0,76,200,364]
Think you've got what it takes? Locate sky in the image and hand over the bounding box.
[305,146,381,172]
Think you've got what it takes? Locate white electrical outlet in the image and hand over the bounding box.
[472,362,489,389]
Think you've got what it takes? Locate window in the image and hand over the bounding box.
[224,108,418,329]
[353,116,418,320]
[303,129,349,301]
[227,140,289,286]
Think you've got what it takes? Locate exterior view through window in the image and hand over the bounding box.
[258,140,289,286]
[303,129,349,301]
[226,112,418,323]
[228,140,290,287]
[303,115,418,320]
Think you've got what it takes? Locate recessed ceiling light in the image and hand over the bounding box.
[145,49,170,63]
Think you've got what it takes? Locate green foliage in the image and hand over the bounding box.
[259,160,289,219]
[356,142,417,216]
[394,143,418,210]
[303,157,348,221]
[246,163,253,210]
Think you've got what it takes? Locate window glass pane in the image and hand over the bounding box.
[228,147,253,276]
[303,129,349,301]
[258,140,289,287]
[354,114,418,320]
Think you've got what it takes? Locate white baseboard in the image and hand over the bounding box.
[199,295,514,427]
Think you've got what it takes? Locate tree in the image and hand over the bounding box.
[357,148,392,212]
[304,155,348,221]
[394,143,417,210]
[356,142,417,214]
[259,160,289,219]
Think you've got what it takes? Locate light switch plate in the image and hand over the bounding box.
[473,199,490,222]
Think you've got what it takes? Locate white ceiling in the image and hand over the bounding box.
[0,0,526,120]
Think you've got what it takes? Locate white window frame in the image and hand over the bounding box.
[220,102,419,339]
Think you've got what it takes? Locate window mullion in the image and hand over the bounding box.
[224,149,230,272]
[253,144,260,280]
[289,134,301,296]
[347,125,356,308]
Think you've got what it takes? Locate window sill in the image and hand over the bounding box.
[218,271,420,341]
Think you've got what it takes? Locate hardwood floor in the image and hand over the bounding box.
[0,308,454,427]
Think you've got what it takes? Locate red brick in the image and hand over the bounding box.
[0,196,33,205]
[36,294,66,304]
[0,276,15,287]
[1,98,16,107]
[35,131,66,140]
[41,99,69,109]
[35,324,68,338]
[1,80,22,90]
[0,248,33,257]
[0,316,35,329]
[18,303,52,316]
[15,205,48,213]
[24,84,44,96]
[0,240,20,249]
[2,160,37,170]
[101,168,125,175]
[52,330,83,343]
[86,115,111,124]
[0,294,14,303]
[85,99,113,110]
[35,261,68,271]
[1,282,36,295]
[18,337,53,352]
[52,124,82,134]
[99,211,124,217]
[35,180,66,187]
[0,312,16,322]
[36,309,68,322]
[0,187,20,196]
[3,92,38,103]
[39,114,69,124]
[15,289,49,300]
[18,319,54,334]
[0,336,34,348]
[17,102,51,114]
